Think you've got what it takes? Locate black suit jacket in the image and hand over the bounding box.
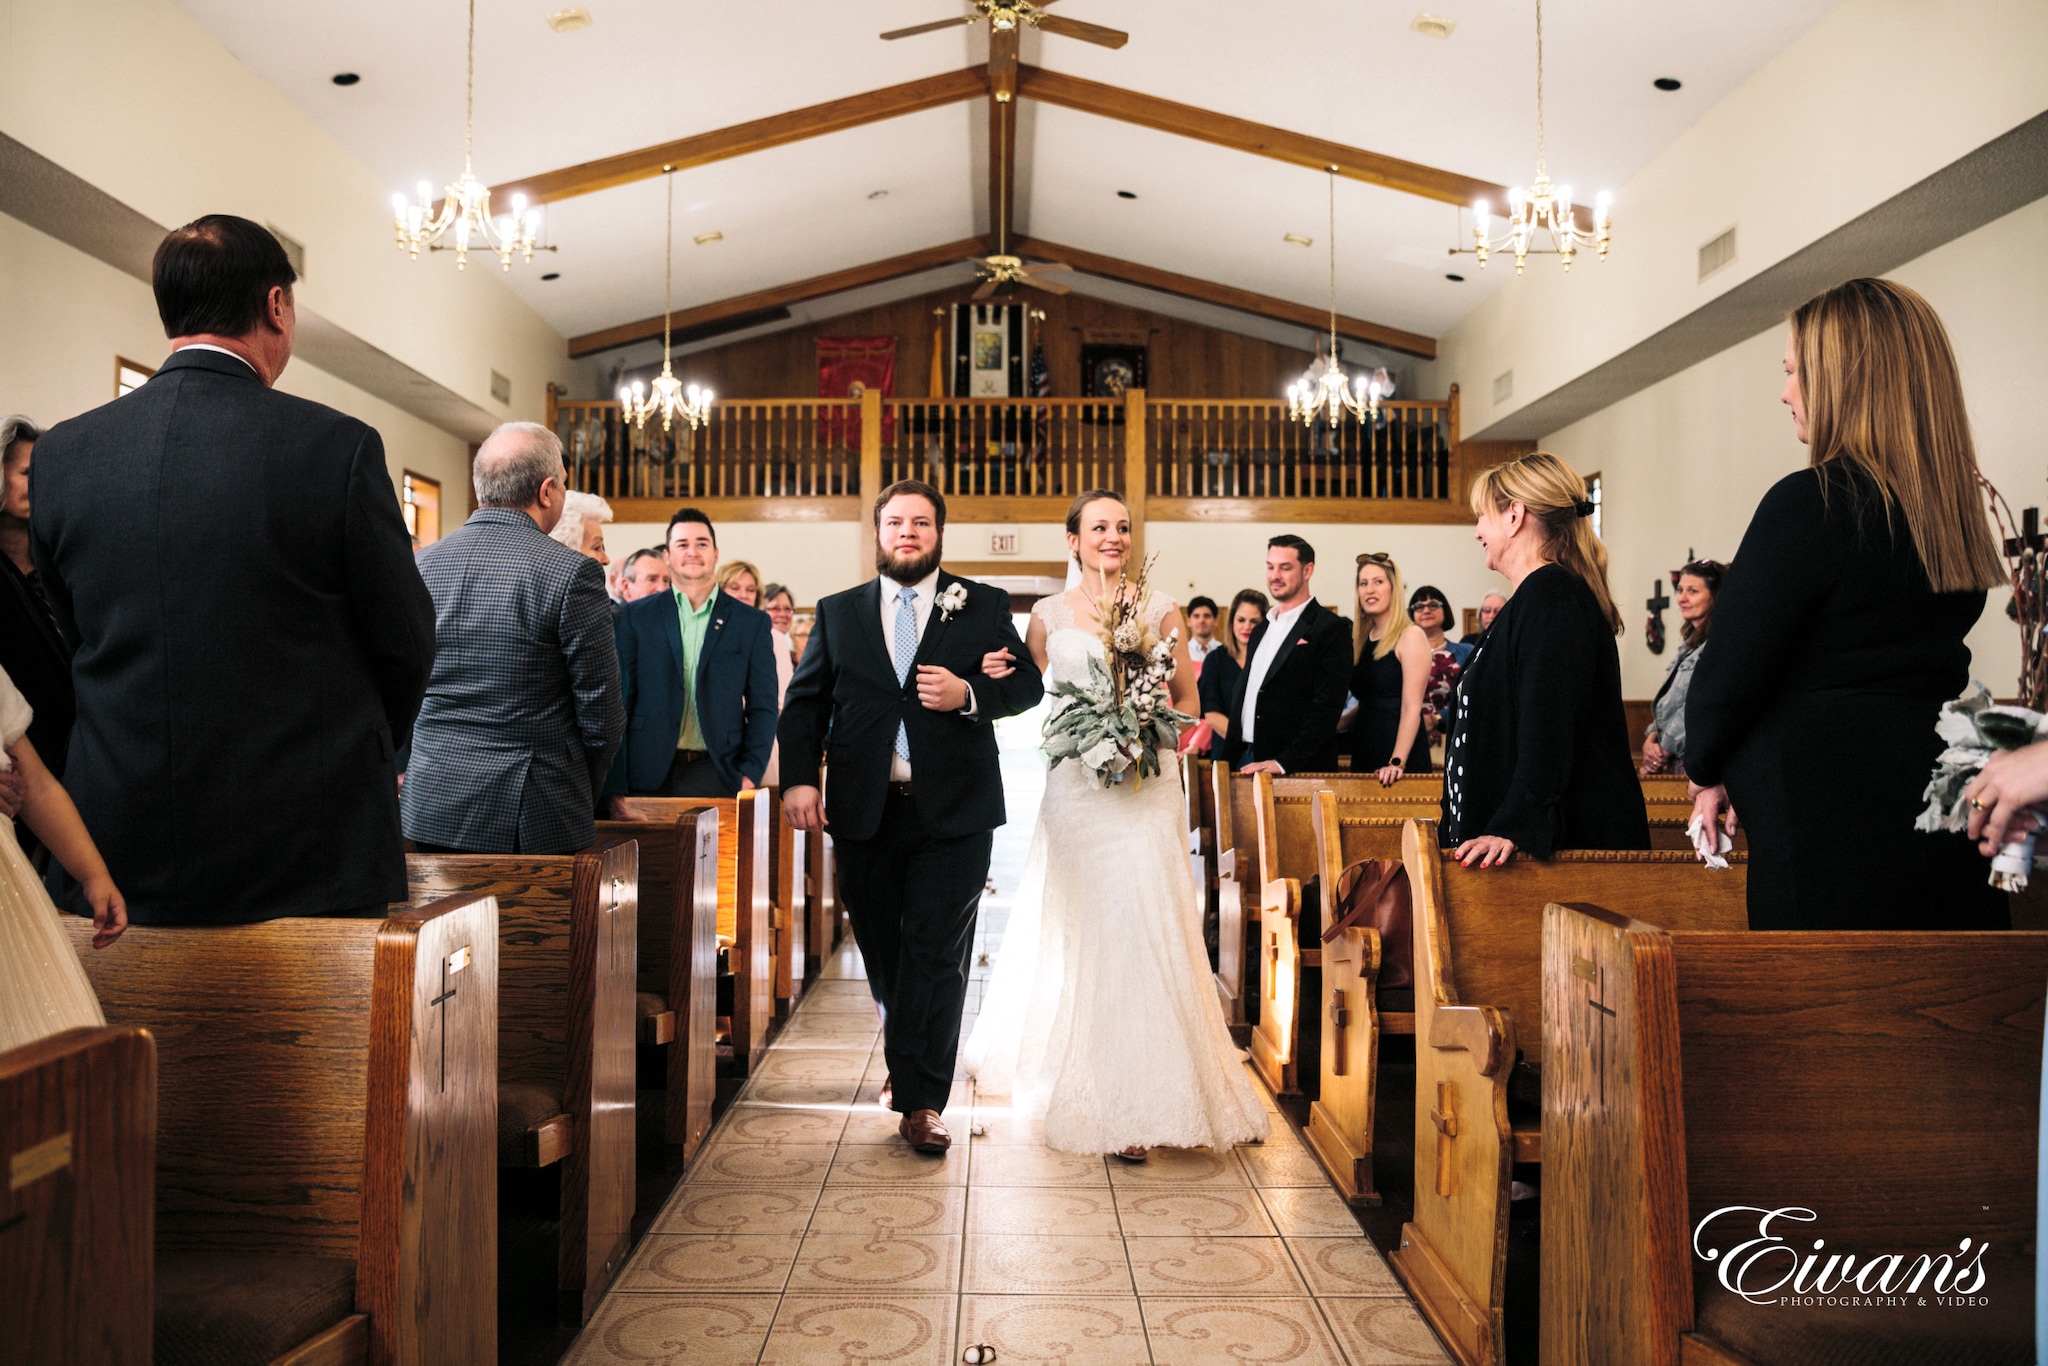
[613,587,779,794]
[1227,599,1351,774]
[778,572,1042,842]
[0,557,74,776]
[31,347,436,924]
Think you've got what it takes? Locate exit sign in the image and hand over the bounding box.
[989,530,1019,555]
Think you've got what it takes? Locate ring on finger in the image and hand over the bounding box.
[1972,793,1993,811]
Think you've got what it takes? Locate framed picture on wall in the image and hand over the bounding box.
[1080,343,1146,400]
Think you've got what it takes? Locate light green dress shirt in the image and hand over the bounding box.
[676,587,717,751]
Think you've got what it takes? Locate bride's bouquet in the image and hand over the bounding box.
[1917,681,2048,889]
[1042,555,1194,789]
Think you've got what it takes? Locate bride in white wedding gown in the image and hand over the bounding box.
[964,491,1269,1158]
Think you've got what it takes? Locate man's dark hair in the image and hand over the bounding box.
[1186,595,1218,617]
[152,215,298,339]
[873,479,947,528]
[667,507,716,546]
[1268,534,1315,565]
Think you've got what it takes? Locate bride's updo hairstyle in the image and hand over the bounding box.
[1469,450,1623,635]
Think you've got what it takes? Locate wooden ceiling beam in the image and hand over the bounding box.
[565,237,986,358]
[497,66,990,205]
[1012,236,1437,358]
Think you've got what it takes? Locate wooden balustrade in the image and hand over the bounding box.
[1147,397,1455,502]
[877,397,1130,500]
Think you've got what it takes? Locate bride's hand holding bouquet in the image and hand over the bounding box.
[1919,682,2048,889]
[1042,555,1195,789]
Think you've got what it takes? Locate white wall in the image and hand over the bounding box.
[0,210,475,503]
[1544,195,2048,697]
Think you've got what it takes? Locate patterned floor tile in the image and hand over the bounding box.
[840,1107,922,1145]
[1317,1298,1453,1363]
[1287,1238,1402,1296]
[1237,1140,1332,1188]
[684,1143,836,1186]
[1257,1186,1365,1237]
[800,993,886,1014]
[759,1295,956,1366]
[786,1232,963,1293]
[744,1079,861,1106]
[754,1050,871,1082]
[1105,1147,1249,1187]
[706,1104,849,1146]
[829,1143,969,1186]
[562,1293,777,1366]
[807,1185,968,1236]
[649,1184,818,1237]
[1112,1185,1279,1236]
[612,1234,799,1294]
[964,1234,1136,1295]
[1139,1298,1348,1366]
[1126,1236,1309,1296]
[966,1185,1122,1236]
[965,1109,1051,1146]
[959,1295,1153,1366]
[969,1144,1111,1187]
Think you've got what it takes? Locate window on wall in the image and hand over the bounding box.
[1585,471,1604,540]
[402,472,442,548]
[115,358,155,397]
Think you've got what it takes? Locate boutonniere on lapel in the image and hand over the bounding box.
[937,583,969,621]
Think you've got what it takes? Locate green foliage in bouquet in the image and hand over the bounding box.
[1042,652,1193,789]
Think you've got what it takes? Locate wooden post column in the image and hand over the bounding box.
[1123,386,1148,564]
[857,387,883,582]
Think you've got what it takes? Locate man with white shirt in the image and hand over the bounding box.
[1185,596,1220,667]
[31,214,434,924]
[778,480,1042,1153]
[1230,535,1351,775]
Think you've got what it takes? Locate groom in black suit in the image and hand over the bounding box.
[778,480,1043,1153]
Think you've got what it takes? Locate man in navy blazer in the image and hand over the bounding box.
[613,508,779,797]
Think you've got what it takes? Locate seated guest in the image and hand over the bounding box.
[1640,559,1722,776]
[33,214,434,924]
[1185,596,1220,668]
[1687,278,2007,931]
[1407,584,1470,748]
[1463,591,1507,647]
[1199,589,1267,744]
[549,489,613,568]
[613,510,779,797]
[760,582,797,785]
[617,547,670,602]
[0,415,75,792]
[401,424,624,855]
[1443,451,1648,866]
[1345,554,1433,783]
[717,558,762,608]
[1230,535,1351,776]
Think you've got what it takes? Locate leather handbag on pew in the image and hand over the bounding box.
[1323,857,1412,989]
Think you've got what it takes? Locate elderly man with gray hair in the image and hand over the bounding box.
[401,421,624,853]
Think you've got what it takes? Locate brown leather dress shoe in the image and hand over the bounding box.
[899,1108,951,1154]
[878,1075,893,1111]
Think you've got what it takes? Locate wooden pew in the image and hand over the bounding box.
[768,787,808,1014]
[808,828,841,969]
[612,789,774,1073]
[1182,754,1216,967]
[402,840,637,1323]
[1390,820,1750,1366]
[67,898,497,1366]
[1543,905,2047,1366]
[1,1025,155,1366]
[595,809,720,1162]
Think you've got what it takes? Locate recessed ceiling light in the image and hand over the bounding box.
[1653,77,1682,91]
[331,72,360,86]
[693,231,723,245]
[1116,190,1138,200]
[1410,12,1457,39]
[868,189,889,200]
[1284,233,1313,248]
[1445,272,1465,282]
[546,7,593,33]
[541,272,561,281]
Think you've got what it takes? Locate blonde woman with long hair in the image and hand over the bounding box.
[1686,278,2006,931]
[1346,553,1433,784]
[1441,451,1649,866]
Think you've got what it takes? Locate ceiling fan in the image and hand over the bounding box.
[966,91,1071,299]
[881,1,1129,50]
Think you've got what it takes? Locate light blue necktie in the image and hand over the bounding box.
[893,586,918,760]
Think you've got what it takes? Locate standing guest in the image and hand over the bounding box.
[1185,596,1220,667]
[1464,591,1507,647]
[0,415,74,786]
[32,214,434,924]
[1640,559,1722,776]
[759,582,797,786]
[616,547,671,602]
[717,559,762,608]
[1408,584,1472,749]
[550,489,613,569]
[1199,590,1267,744]
[1230,536,1351,776]
[1345,554,1433,783]
[401,424,623,855]
[778,480,1042,1151]
[613,509,779,798]
[1443,451,1647,866]
[1687,278,2007,931]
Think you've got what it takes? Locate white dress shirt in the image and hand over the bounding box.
[880,568,975,780]
[1188,636,1220,665]
[1238,598,1310,749]
[174,342,258,374]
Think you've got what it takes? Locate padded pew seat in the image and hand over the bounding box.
[155,1255,357,1366]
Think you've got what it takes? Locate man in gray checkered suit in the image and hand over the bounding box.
[400,422,625,854]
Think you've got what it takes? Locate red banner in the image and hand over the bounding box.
[817,336,896,447]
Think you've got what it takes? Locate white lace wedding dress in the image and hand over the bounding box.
[964,591,1269,1154]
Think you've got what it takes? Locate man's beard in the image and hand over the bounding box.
[877,537,943,584]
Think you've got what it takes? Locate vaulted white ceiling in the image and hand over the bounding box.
[174,0,1841,350]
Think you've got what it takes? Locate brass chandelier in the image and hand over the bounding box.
[1286,169,1387,427]
[391,0,545,271]
[1463,0,1612,273]
[619,169,713,434]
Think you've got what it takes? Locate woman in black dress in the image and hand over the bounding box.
[1442,452,1648,865]
[1198,589,1266,747]
[1345,553,1433,783]
[1685,278,2007,931]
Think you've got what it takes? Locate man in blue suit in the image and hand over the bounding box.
[613,508,779,797]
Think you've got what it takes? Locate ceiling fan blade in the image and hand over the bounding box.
[972,279,1000,301]
[1023,260,1073,273]
[1034,14,1129,48]
[879,15,976,40]
[1021,274,1072,295]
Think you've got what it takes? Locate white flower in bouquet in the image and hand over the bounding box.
[1113,620,1143,653]
[1918,681,2048,889]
